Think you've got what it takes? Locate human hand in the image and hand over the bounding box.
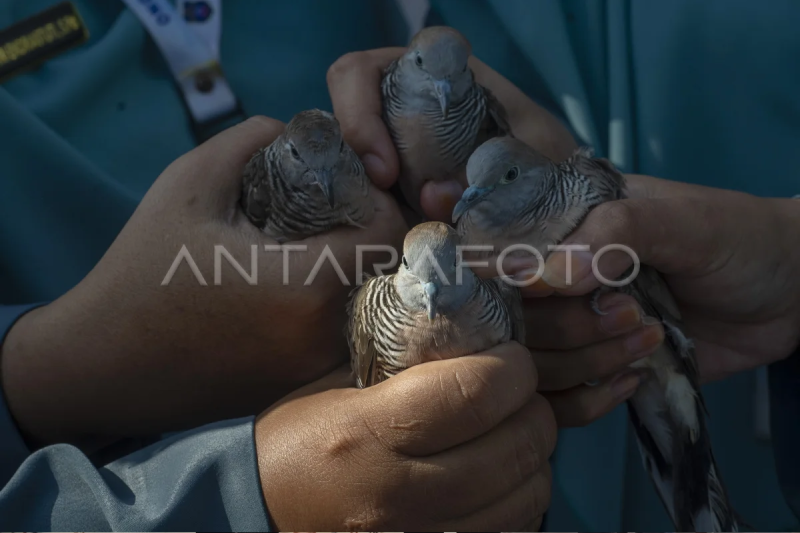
[327,47,577,222]
[1,116,407,447]
[255,342,556,531]
[532,175,800,383]
[327,46,658,428]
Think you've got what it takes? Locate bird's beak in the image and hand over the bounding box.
[423,281,439,321]
[452,185,495,223]
[314,169,335,208]
[433,79,452,118]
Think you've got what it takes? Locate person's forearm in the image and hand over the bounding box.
[0,278,330,449]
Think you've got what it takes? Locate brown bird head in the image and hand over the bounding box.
[281,109,350,208]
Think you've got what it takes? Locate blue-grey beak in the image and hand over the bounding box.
[452,185,495,223]
[433,79,452,118]
[423,281,439,321]
[314,169,335,208]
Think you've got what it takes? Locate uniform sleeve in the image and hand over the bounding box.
[769,348,800,521]
[0,304,272,532]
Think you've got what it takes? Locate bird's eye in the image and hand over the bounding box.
[501,166,520,184]
[290,145,301,160]
[415,54,423,67]
[402,256,409,268]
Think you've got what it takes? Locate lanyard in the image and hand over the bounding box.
[120,0,246,144]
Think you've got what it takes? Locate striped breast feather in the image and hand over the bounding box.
[481,278,525,344]
[347,274,412,388]
[265,156,346,239]
[380,59,404,139]
[240,146,272,229]
[428,85,488,167]
[477,83,513,140]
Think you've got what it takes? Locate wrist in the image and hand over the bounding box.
[1,303,59,447]
[0,289,117,449]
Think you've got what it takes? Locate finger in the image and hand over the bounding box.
[327,48,406,189]
[364,342,537,456]
[544,368,648,427]
[421,179,465,222]
[624,173,726,201]
[464,253,553,299]
[412,394,556,518]
[444,462,552,531]
[524,292,643,350]
[469,56,577,162]
[533,318,664,391]
[540,195,741,295]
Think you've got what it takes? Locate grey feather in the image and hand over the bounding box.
[240,109,374,241]
[381,26,513,213]
[347,221,524,389]
[456,137,739,532]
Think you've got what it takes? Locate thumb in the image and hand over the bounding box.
[420,179,465,222]
[541,196,729,295]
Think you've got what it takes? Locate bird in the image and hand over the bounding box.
[452,136,739,533]
[346,221,524,389]
[240,109,374,242]
[380,25,512,214]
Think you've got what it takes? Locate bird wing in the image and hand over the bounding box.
[487,278,526,345]
[346,274,392,389]
[623,266,702,401]
[623,266,739,531]
[479,84,514,140]
[240,147,272,229]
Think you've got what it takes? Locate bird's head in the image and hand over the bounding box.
[453,137,556,233]
[404,26,474,118]
[396,221,474,321]
[283,109,349,208]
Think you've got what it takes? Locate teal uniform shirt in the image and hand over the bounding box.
[1,0,798,530]
[0,0,406,530]
[429,0,800,530]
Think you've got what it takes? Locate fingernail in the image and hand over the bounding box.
[624,321,665,357]
[362,153,387,180]
[610,370,644,401]
[513,270,553,297]
[512,267,543,284]
[504,256,540,276]
[599,304,642,335]
[542,250,594,289]
[597,292,634,311]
